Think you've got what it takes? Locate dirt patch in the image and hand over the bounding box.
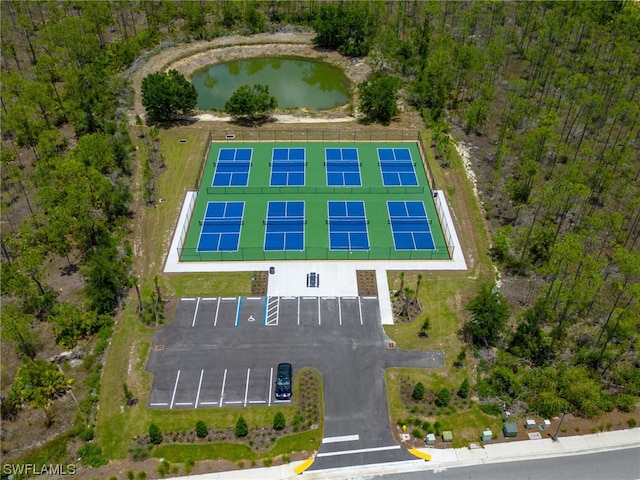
[250,271,269,295]
[356,270,378,296]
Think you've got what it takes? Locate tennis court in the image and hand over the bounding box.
[180,141,451,261]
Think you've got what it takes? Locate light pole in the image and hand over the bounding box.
[552,409,568,441]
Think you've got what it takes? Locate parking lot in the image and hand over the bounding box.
[147,295,381,409]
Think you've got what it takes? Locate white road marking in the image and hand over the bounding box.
[169,370,181,409]
[195,369,204,407]
[358,296,363,325]
[175,402,193,406]
[362,296,377,299]
[191,297,201,327]
[202,297,217,301]
[268,367,273,406]
[338,297,342,325]
[244,369,251,407]
[221,297,236,301]
[318,297,321,325]
[181,298,196,301]
[249,400,266,404]
[199,401,217,405]
[219,369,227,408]
[214,297,221,326]
[342,296,357,300]
[283,296,297,299]
[150,402,168,406]
[247,296,262,300]
[225,401,243,405]
[303,296,316,300]
[297,296,301,325]
[266,296,279,325]
[316,445,401,457]
[322,434,360,444]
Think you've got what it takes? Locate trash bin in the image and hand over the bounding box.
[269,266,275,274]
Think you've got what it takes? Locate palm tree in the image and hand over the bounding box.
[413,273,423,306]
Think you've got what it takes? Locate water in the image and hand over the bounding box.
[192,57,350,111]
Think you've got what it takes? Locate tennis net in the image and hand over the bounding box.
[200,218,244,225]
[263,218,307,226]
[326,217,369,224]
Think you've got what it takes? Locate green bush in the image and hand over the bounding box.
[78,443,108,467]
[235,416,249,437]
[79,427,95,441]
[412,382,425,401]
[195,420,208,438]
[149,423,162,445]
[480,403,502,416]
[412,428,423,439]
[433,420,442,436]
[617,394,637,413]
[627,418,637,428]
[273,411,286,431]
[435,388,451,407]
[458,378,470,399]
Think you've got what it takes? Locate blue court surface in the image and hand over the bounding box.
[212,148,252,187]
[270,148,306,186]
[197,201,244,252]
[387,201,435,250]
[378,148,419,186]
[327,201,370,250]
[325,148,362,186]
[264,201,305,251]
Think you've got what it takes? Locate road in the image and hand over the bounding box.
[366,447,640,480]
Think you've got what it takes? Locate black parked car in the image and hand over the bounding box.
[275,363,292,400]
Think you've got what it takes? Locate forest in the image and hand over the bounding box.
[1,0,638,469]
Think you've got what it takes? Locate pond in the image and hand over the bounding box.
[191,57,350,111]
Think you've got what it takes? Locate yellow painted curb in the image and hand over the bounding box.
[293,457,315,474]
[409,448,432,461]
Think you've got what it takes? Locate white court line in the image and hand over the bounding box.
[244,369,251,407]
[214,297,221,326]
[175,402,192,406]
[181,297,196,301]
[199,401,217,405]
[195,369,204,407]
[191,297,201,327]
[150,402,168,406]
[323,434,360,444]
[338,297,342,325]
[316,445,401,457]
[169,370,181,409]
[318,297,321,325]
[358,296,363,325]
[268,367,273,406]
[219,369,227,408]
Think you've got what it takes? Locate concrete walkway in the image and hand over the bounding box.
[168,428,639,480]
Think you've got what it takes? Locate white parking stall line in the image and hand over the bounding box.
[249,400,266,404]
[322,434,360,444]
[244,369,251,407]
[169,370,181,409]
[247,297,262,300]
[268,367,273,406]
[195,369,204,407]
[150,402,169,406]
[214,296,221,326]
[318,297,321,325]
[282,296,297,299]
[297,297,301,325]
[191,297,201,327]
[338,297,342,325]
[225,401,243,405]
[358,296,363,326]
[316,445,401,457]
[181,298,196,301]
[219,369,227,408]
[175,402,193,406]
[221,297,236,300]
[342,296,357,300]
[199,401,217,406]
[202,297,217,301]
[362,296,378,299]
[303,296,316,299]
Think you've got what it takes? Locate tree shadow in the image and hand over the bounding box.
[145,115,199,129]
